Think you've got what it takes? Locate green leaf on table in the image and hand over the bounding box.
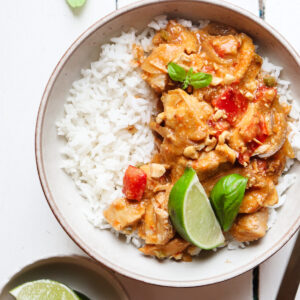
[66,0,86,8]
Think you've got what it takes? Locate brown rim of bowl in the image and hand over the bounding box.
[35,0,300,287]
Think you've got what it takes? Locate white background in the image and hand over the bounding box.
[0,1,299,299]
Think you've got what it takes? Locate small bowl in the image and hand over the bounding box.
[0,256,129,300]
[35,0,300,287]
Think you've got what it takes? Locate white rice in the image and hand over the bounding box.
[56,27,157,230]
[57,16,300,253]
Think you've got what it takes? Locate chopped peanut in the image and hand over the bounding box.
[183,146,199,159]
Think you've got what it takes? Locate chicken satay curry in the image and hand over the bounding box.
[103,21,294,261]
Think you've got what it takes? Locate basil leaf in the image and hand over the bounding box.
[67,0,86,8]
[210,174,248,232]
[182,68,193,89]
[190,72,212,89]
[167,62,187,82]
[187,67,193,79]
[182,79,189,90]
[167,62,213,90]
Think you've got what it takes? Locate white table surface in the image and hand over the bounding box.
[0,1,298,299]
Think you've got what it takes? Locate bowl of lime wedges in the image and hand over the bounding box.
[0,256,128,300]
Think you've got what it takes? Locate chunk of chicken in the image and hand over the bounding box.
[173,53,204,73]
[237,103,261,143]
[239,189,266,214]
[254,110,287,158]
[141,44,184,92]
[229,99,286,164]
[153,20,199,54]
[202,38,234,66]
[230,208,269,242]
[139,237,190,259]
[138,192,175,245]
[142,73,167,93]
[240,54,262,88]
[233,34,255,80]
[162,89,211,143]
[264,181,279,206]
[191,150,234,180]
[212,35,240,57]
[239,178,278,213]
[201,33,254,81]
[163,89,212,127]
[103,198,145,231]
[228,103,260,154]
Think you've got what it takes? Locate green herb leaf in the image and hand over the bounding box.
[187,67,193,79]
[182,68,193,89]
[182,79,189,89]
[210,174,248,232]
[167,62,212,90]
[167,62,187,82]
[190,72,212,89]
[66,0,86,8]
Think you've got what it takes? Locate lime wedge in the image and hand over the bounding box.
[10,279,80,300]
[168,167,225,249]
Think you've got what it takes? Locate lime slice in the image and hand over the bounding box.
[10,279,80,300]
[168,167,225,249]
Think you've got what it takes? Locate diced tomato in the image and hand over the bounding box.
[122,165,147,201]
[212,87,248,125]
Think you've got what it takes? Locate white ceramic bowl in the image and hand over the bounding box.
[35,0,300,287]
[0,256,129,299]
